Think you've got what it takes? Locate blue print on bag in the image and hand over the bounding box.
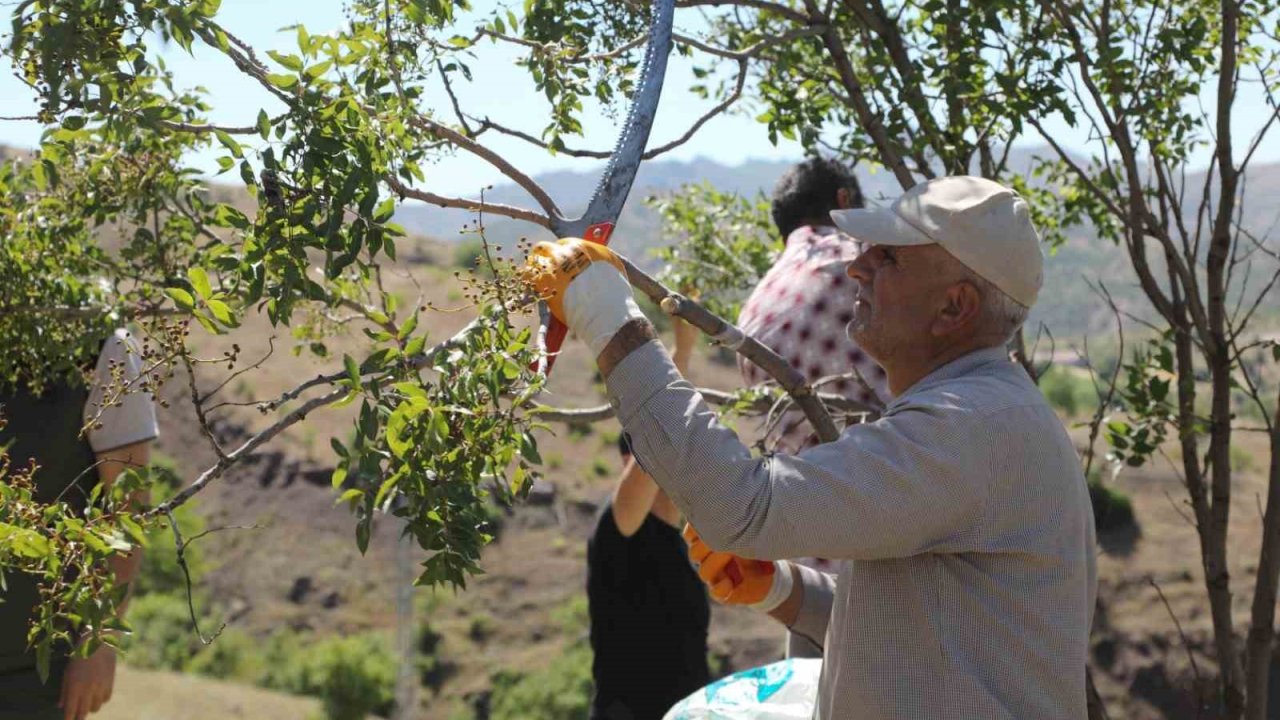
[702,660,796,705]
[755,661,795,702]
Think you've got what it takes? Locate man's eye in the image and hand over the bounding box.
[881,249,897,264]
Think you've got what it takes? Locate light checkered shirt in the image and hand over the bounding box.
[606,343,1097,719]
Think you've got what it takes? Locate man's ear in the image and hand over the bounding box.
[835,187,853,211]
[933,282,983,337]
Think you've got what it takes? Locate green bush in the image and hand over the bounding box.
[1039,366,1096,418]
[260,631,397,720]
[125,593,204,672]
[1088,478,1136,532]
[488,643,593,720]
[185,627,259,681]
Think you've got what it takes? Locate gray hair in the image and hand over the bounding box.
[956,265,1029,342]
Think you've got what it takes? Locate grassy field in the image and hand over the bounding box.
[101,665,320,720]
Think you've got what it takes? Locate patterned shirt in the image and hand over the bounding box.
[606,343,1098,720]
[737,225,887,452]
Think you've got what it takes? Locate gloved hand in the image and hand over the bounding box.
[522,238,646,357]
[683,523,793,611]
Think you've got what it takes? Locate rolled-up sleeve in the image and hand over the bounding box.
[84,328,160,453]
[606,341,989,561]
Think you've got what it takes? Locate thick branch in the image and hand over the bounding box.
[534,384,876,423]
[816,19,916,189]
[620,258,842,443]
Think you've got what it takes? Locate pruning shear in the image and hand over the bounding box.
[535,0,676,375]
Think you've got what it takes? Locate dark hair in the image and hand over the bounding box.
[770,156,863,238]
[617,432,633,459]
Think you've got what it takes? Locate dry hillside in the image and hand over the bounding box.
[121,237,1279,719]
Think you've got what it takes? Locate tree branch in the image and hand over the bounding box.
[385,175,551,228]
[407,116,561,220]
[620,257,842,443]
[675,0,812,24]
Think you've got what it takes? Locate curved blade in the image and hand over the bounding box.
[539,0,676,374]
[553,0,676,238]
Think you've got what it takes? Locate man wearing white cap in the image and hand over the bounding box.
[524,176,1097,719]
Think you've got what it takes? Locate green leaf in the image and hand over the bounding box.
[205,299,236,326]
[267,73,299,89]
[344,354,361,386]
[213,130,243,159]
[193,310,221,335]
[304,61,333,80]
[213,204,250,229]
[331,465,348,489]
[519,431,541,465]
[356,516,371,554]
[374,469,404,507]
[373,197,395,223]
[118,516,147,546]
[404,336,426,357]
[187,267,213,300]
[0,522,51,558]
[257,109,271,140]
[266,50,304,71]
[386,406,413,458]
[336,488,363,505]
[164,287,196,310]
[397,312,418,340]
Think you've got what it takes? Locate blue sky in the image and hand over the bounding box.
[2,0,1276,195]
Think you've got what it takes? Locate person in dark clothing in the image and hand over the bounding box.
[0,328,158,720]
[586,320,709,720]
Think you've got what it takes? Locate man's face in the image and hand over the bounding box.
[845,244,959,366]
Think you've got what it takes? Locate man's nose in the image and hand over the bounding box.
[847,254,872,284]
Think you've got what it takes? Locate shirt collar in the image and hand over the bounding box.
[886,346,1010,410]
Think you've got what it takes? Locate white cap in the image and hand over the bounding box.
[830,176,1044,308]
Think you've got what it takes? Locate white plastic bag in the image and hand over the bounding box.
[663,658,821,720]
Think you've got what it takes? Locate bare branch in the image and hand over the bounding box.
[386,175,551,228]
[407,116,562,220]
[435,58,474,137]
[201,336,276,408]
[1147,575,1203,690]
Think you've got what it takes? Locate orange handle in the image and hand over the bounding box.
[536,222,616,375]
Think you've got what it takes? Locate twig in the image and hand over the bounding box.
[435,58,473,137]
[166,510,226,645]
[1081,280,1125,480]
[200,336,276,407]
[182,353,228,462]
[1146,575,1203,699]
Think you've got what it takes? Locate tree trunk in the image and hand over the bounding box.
[1243,393,1280,720]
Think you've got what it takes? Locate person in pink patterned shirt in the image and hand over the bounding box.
[738,157,888,454]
